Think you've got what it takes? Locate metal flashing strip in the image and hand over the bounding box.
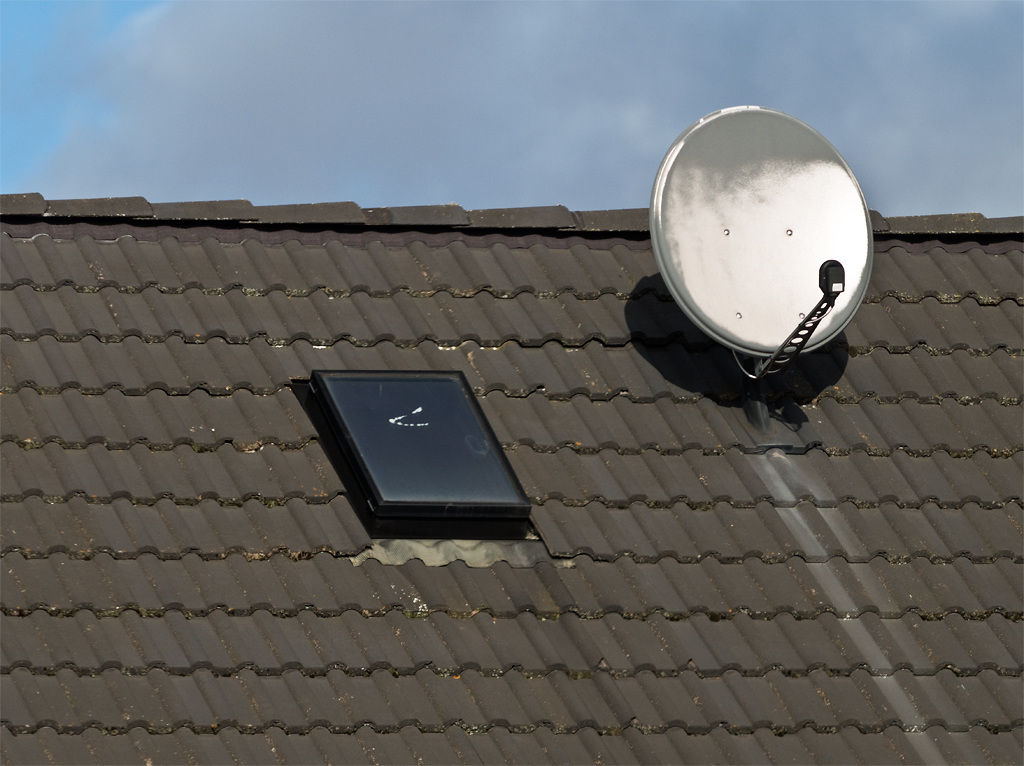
[348,538,571,568]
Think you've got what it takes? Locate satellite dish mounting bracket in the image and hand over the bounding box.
[737,260,846,380]
[733,376,822,455]
[731,260,843,454]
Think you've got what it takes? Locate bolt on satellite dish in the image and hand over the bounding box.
[651,106,873,452]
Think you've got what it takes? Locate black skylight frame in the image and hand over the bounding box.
[305,370,531,539]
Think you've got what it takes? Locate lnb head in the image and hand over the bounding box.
[819,260,846,298]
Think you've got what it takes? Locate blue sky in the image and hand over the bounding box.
[2,1,1022,217]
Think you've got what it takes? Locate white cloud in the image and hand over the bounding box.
[17,1,1024,216]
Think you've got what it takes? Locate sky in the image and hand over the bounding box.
[1,1,1022,218]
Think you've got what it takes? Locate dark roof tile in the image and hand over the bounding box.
[3,726,1021,766]
[0,193,47,216]
[4,665,1019,734]
[364,204,470,227]
[251,201,365,224]
[531,499,1023,562]
[149,199,257,221]
[3,334,1021,406]
[867,242,1022,304]
[469,205,576,229]
[44,196,153,218]
[576,208,650,231]
[8,232,1019,306]
[0,495,371,559]
[878,213,1024,235]
[0,388,315,450]
[4,552,1019,620]
[0,440,341,505]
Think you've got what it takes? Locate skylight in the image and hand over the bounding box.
[307,370,531,538]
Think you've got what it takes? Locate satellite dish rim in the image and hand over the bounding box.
[649,105,873,357]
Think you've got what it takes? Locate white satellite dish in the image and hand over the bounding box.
[650,106,872,378]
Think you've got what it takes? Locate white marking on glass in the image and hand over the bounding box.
[388,406,429,427]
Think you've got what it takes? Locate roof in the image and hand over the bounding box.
[1,194,1022,765]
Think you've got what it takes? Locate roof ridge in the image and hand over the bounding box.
[3,193,1021,234]
[0,194,650,233]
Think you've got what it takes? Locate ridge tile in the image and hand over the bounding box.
[149,199,257,221]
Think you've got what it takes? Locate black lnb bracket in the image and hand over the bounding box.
[752,260,845,378]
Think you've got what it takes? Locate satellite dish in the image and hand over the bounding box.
[650,106,872,376]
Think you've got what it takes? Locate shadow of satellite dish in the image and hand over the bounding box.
[624,272,849,404]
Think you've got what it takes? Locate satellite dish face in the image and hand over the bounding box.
[650,106,872,356]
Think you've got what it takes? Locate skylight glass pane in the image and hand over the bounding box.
[309,371,530,526]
